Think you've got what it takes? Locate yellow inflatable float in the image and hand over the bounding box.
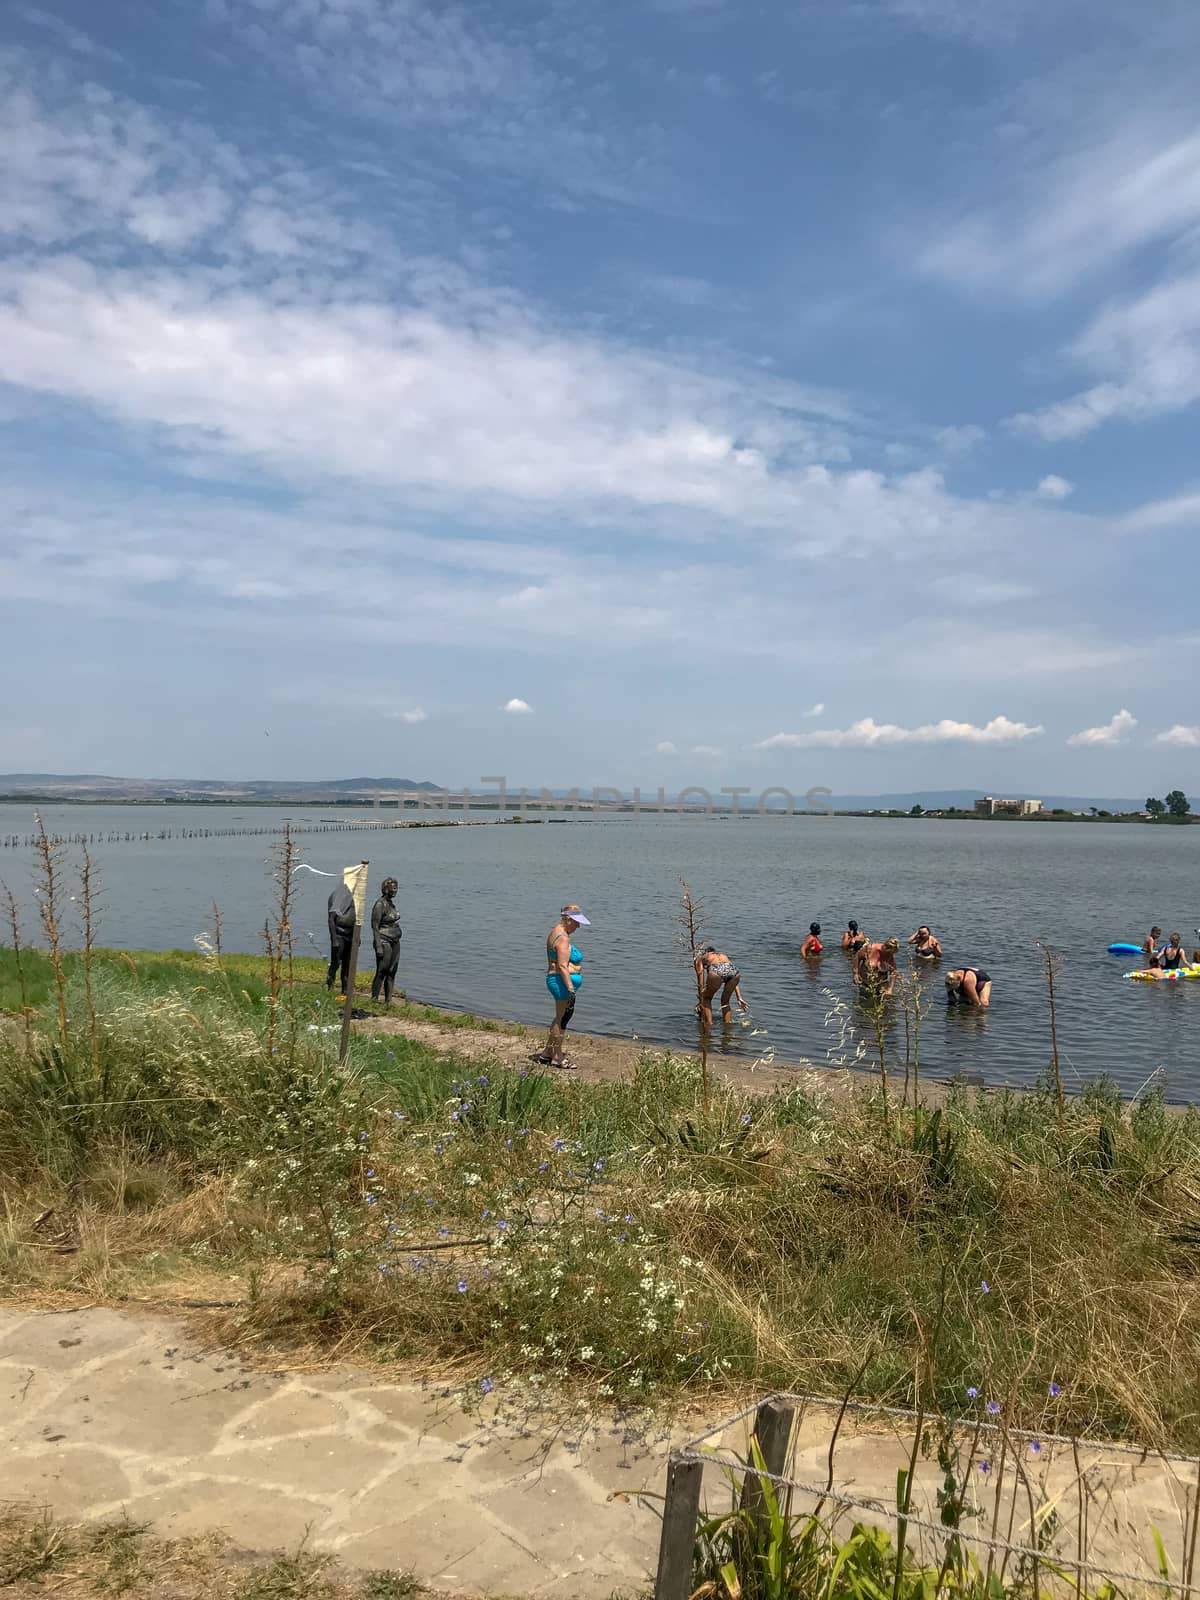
[1125,965,1200,982]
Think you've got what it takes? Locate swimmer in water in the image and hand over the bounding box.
[800,922,823,960]
[945,967,992,1008]
[842,920,869,980]
[1160,932,1188,971]
[859,937,900,999]
[908,925,942,961]
[695,945,748,1028]
[1142,927,1163,969]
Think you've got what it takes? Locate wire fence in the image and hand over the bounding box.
[654,1392,1200,1600]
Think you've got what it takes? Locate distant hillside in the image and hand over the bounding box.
[0,774,446,802]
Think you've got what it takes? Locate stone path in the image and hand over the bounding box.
[2,1307,1194,1596]
[0,1306,666,1597]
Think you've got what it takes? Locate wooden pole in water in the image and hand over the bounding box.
[338,860,369,1064]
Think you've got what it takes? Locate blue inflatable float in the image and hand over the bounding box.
[1108,942,1142,955]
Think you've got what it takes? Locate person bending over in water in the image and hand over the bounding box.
[531,904,589,1069]
[859,937,899,998]
[695,945,748,1028]
[945,967,992,1007]
[908,925,942,961]
[1142,927,1164,968]
[1160,932,1188,971]
[800,922,823,960]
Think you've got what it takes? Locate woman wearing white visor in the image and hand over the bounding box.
[531,904,590,1069]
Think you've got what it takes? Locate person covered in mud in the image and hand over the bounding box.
[370,876,402,1004]
[326,881,356,996]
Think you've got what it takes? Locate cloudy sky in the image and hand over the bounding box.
[2,0,1199,793]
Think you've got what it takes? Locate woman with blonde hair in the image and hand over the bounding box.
[531,904,590,1069]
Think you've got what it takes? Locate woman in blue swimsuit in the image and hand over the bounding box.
[532,904,590,1069]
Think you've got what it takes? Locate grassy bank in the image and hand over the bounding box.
[3,941,1200,1453]
[0,945,519,1035]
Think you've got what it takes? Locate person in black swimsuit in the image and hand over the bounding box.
[370,877,402,1003]
[1160,933,1187,971]
[945,967,992,1007]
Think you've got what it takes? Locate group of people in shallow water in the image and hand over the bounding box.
[1140,927,1200,971]
[526,902,993,1071]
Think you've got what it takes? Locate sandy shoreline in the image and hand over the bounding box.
[356,1002,959,1104]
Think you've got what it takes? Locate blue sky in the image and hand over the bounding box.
[2,0,1199,793]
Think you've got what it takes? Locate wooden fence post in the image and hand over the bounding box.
[740,1396,795,1529]
[654,1453,704,1600]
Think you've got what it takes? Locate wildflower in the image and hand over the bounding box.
[366,1169,376,1178]
[365,1194,378,1206]
[480,1377,494,1394]
[966,1386,979,1400]
[463,1172,481,1186]
[457,1280,468,1293]
[593,1157,606,1171]
[986,1400,1001,1416]
[386,1051,395,1059]
[979,1460,991,1475]
[1048,1382,1062,1398]
[378,1263,391,1273]
[579,1346,596,1361]
[359,1133,368,1142]
[553,1138,567,1152]
[438,1226,449,1238]
[740,1113,752,1126]
[497,1219,509,1230]
[1029,1440,1043,1456]
[980,1280,990,1294]
[538,1161,549,1172]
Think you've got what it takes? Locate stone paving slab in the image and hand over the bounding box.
[0,1308,669,1597]
[2,1307,1189,1595]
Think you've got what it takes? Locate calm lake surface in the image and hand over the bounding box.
[3,804,1198,1100]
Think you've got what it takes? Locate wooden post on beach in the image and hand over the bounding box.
[740,1396,795,1531]
[654,1454,704,1600]
[338,860,369,1065]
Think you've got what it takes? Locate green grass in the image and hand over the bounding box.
[2,945,1200,1455]
[0,945,520,1033]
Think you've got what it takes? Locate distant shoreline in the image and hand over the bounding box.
[0,793,1193,824]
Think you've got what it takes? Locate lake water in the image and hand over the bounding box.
[2,804,1198,1100]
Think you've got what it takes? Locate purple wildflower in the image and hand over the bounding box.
[966,1386,979,1400]
[986,1400,1001,1416]
[979,1460,990,1475]
[1048,1382,1062,1399]
[1029,1440,1043,1456]
[480,1377,494,1394]
[457,1280,468,1294]
[980,1280,990,1294]
[740,1113,752,1126]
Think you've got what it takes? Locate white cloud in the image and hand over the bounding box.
[503,697,533,714]
[691,744,723,757]
[655,740,678,754]
[803,702,825,718]
[1012,267,1200,440]
[755,715,1043,750]
[1035,474,1074,500]
[1122,491,1200,532]
[1155,724,1200,748]
[934,424,985,456]
[398,707,428,725]
[1067,709,1137,747]
[919,125,1200,304]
